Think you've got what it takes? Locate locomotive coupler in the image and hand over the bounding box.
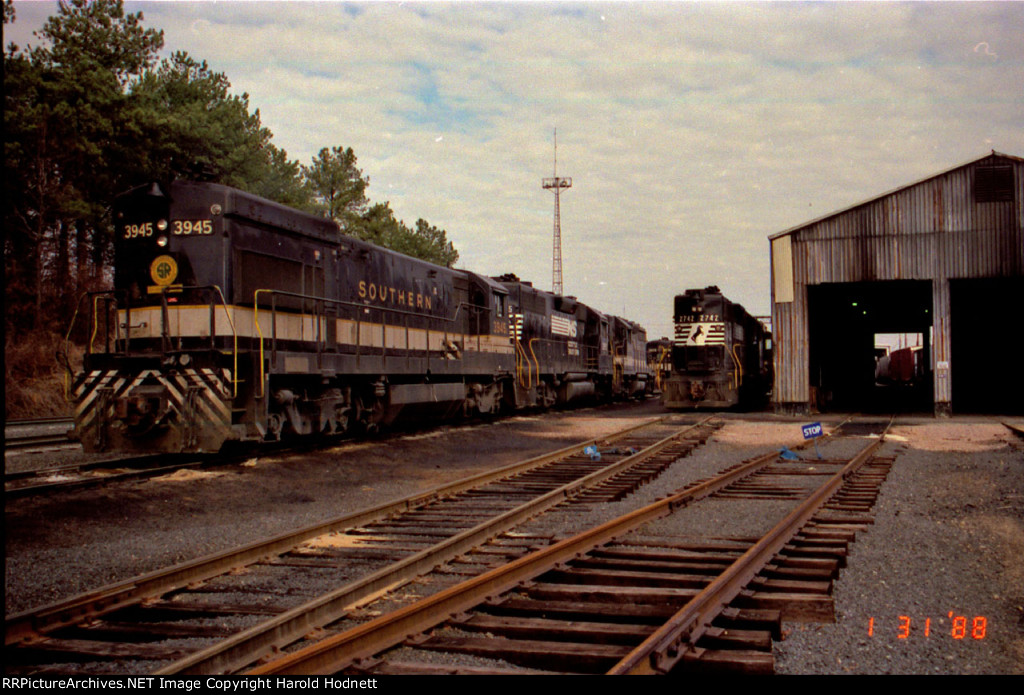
[689,381,707,401]
[115,384,172,435]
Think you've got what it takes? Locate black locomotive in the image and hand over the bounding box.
[662,286,772,409]
[67,180,649,453]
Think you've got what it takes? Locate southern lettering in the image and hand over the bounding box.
[358,280,433,311]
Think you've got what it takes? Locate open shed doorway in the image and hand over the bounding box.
[951,277,1024,414]
[808,281,933,413]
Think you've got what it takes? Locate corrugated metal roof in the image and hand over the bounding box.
[769,151,1024,240]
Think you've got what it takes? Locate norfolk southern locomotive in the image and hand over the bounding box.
[67,181,649,453]
[662,286,772,409]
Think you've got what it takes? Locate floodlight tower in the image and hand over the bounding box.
[542,129,572,295]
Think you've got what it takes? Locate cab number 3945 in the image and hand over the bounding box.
[173,220,213,235]
[122,220,212,239]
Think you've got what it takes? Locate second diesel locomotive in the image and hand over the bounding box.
[662,286,772,409]
[67,180,649,454]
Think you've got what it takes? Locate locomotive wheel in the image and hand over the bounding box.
[329,406,351,435]
[350,393,385,434]
[538,381,556,408]
[469,381,502,416]
[318,388,349,436]
[266,413,285,441]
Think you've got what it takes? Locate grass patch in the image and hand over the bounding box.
[5,329,79,419]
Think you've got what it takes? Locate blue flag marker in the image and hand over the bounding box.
[779,446,800,460]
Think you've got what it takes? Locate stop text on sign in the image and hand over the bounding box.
[802,422,823,439]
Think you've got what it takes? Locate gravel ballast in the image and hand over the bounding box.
[4,407,1022,675]
[4,403,669,614]
[774,424,1024,675]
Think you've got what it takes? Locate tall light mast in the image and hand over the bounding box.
[542,129,572,295]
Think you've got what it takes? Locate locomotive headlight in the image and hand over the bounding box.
[156,235,168,247]
[156,219,169,231]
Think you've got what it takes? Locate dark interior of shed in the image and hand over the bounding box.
[950,276,1024,414]
[808,280,933,413]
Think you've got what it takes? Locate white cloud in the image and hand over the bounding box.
[7,0,1023,333]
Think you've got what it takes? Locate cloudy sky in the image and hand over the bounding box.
[8,1,1023,338]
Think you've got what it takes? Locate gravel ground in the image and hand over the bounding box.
[4,401,667,614]
[4,408,1022,675]
[774,422,1024,675]
[312,415,1024,676]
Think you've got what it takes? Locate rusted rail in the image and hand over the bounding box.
[159,416,714,675]
[6,415,714,674]
[609,436,884,674]
[252,421,891,675]
[249,446,789,674]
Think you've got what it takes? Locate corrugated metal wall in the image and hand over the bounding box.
[770,153,1024,415]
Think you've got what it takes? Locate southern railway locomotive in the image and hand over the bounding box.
[67,180,650,453]
[662,286,772,409]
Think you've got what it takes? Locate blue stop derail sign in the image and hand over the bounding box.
[802,422,824,440]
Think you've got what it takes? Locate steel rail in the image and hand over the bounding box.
[1003,422,1024,440]
[5,417,75,428]
[5,415,668,646]
[5,419,74,447]
[4,454,170,484]
[608,434,886,674]
[4,457,205,499]
[4,434,76,450]
[161,416,714,674]
[249,442,789,675]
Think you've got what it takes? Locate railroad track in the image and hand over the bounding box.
[5,416,75,428]
[5,416,238,499]
[3,453,206,498]
[4,417,76,454]
[5,414,719,675]
[5,424,431,498]
[248,418,895,675]
[3,411,674,499]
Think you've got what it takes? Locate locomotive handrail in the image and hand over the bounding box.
[90,294,109,355]
[61,289,129,402]
[528,339,542,388]
[61,285,240,400]
[730,343,744,391]
[654,345,671,391]
[513,335,532,388]
[521,336,605,389]
[612,343,625,391]
[252,288,493,399]
[210,285,240,399]
[151,285,240,399]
